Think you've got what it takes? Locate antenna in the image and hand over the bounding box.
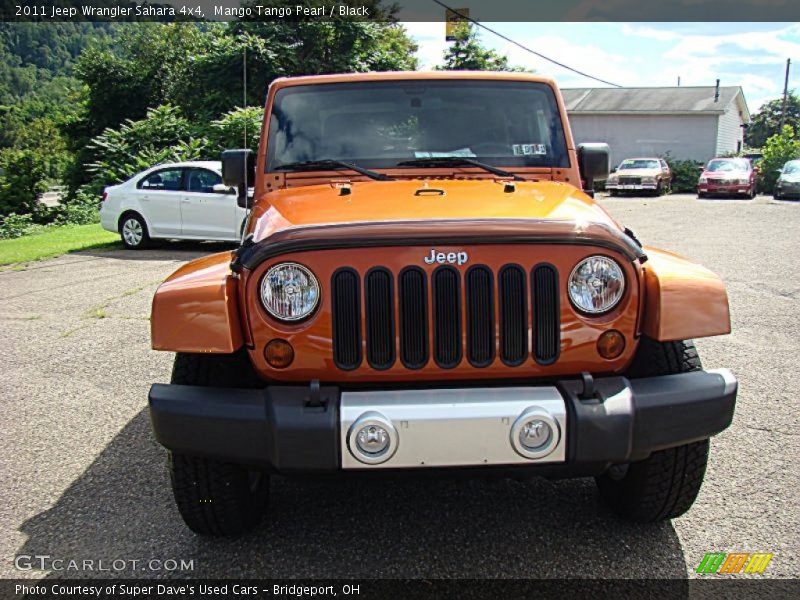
[240,41,250,244]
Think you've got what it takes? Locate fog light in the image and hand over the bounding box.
[356,425,390,455]
[347,412,398,465]
[265,339,294,368]
[519,419,553,451]
[510,408,560,459]
[597,330,625,359]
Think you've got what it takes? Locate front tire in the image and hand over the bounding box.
[119,213,150,249]
[169,453,269,537]
[595,338,710,522]
[167,352,268,536]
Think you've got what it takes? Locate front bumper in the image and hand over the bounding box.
[149,369,737,473]
[698,182,751,194]
[776,184,800,197]
[606,183,658,191]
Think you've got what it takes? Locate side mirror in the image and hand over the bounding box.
[610,167,617,173]
[212,183,236,195]
[222,149,255,208]
[577,143,610,196]
[698,166,705,172]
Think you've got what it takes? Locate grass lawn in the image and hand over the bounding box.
[0,223,120,266]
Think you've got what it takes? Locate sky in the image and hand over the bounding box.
[404,22,800,112]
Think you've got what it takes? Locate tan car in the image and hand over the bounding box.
[606,158,672,196]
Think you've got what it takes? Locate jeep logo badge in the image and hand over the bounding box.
[424,249,469,266]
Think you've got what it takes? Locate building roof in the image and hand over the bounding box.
[562,86,748,119]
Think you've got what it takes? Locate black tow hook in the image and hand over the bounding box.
[579,371,596,400]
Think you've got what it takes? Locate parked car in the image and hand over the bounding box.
[100,161,248,249]
[605,157,671,196]
[773,159,800,200]
[148,72,736,536]
[697,157,756,199]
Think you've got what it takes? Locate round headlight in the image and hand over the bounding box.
[568,256,625,314]
[260,263,320,321]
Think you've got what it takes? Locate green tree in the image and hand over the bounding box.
[436,23,522,71]
[74,23,213,135]
[205,106,263,153]
[758,125,800,192]
[84,105,208,192]
[745,93,800,149]
[0,148,51,217]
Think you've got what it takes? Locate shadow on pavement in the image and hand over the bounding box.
[76,241,238,263]
[17,410,689,579]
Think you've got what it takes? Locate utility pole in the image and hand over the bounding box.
[779,58,791,131]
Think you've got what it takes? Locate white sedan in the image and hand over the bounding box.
[100,161,248,249]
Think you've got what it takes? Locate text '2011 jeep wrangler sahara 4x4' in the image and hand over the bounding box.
[148,72,737,536]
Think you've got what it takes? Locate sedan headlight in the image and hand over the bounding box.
[260,262,320,321]
[737,178,749,185]
[641,176,656,184]
[568,256,625,314]
[699,176,707,184]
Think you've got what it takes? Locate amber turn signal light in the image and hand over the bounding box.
[597,330,625,359]
[265,339,294,368]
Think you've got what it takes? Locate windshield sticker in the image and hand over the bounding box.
[414,148,477,158]
[512,144,547,156]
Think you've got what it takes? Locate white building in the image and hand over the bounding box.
[562,86,750,166]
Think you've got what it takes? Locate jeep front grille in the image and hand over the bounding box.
[532,264,560,364]
[432,266,462,368]
[498,265,528,366]
[331,268,362,370]
[466,266,494,367]
[330,264,561,371]
[365,268,395,370]
[398,267,428,369]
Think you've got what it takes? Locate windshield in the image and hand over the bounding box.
[266,80,570,171]
[619,159,659,170]
[706,159,750,172]
[783,161,800,174]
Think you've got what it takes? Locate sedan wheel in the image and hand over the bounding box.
[120,215,149,249]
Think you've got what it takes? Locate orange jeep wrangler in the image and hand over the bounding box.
[148,72,736,536]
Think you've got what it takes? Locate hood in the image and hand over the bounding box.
[779,173,800,183]
[249,179,620,242]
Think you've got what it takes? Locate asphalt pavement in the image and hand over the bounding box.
[1,194,798,579]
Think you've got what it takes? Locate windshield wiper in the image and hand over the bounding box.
[396,157,525,181]
[274,159,393,181]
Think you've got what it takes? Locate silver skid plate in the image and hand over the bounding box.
[340,387,567,469]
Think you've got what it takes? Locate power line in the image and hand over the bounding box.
[432,0,623,88]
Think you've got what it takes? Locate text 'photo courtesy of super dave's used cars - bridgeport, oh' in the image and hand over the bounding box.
[146,71,737,537]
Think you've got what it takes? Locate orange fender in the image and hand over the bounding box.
[641,247,731,342]
[151,251,244,354]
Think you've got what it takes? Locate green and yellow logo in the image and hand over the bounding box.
[696,552,773,574]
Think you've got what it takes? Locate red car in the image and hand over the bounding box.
[697,157,757,199]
